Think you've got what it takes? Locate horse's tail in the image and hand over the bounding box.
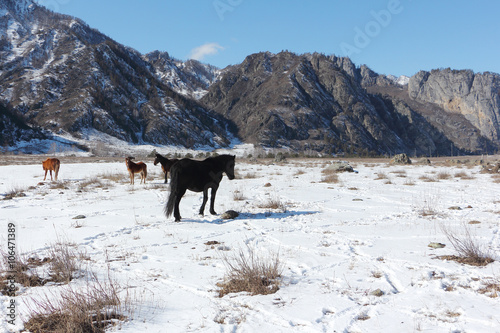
[165,166,179,218]
[54,159,60,181]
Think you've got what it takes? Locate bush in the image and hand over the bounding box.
[439,223,494,266]
[24,272,126,333]
[217,245,283,297]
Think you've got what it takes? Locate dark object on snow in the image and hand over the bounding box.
[165,155,236,222]
[221,210,239,219]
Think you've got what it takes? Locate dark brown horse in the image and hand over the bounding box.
[125,157,147,185]
[42,158,60,181]
[165,155,235,222]
[153,153,179,183]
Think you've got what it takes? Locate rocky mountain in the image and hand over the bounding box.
[1,0,499,156]
[201,52,494,155]
[144,51,220,100]
[0,0,234,150]
[408,69,500,144]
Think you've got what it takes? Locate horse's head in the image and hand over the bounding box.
[225,155,236,180]
[153,154,160,166]
[125,156,135,164]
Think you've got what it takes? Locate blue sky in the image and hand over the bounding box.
[40,0,500,77]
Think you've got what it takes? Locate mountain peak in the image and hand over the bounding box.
[0,0,36,15]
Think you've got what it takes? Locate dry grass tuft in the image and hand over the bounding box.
[454,171,475,180]
[46,241,83,284]
[217,246,283,297]
[478,278,500,298]
[3,186,27,200]
[419,175,438,182]
[78,177,106,191]
[374,172,388,180]
[24,272,127,333]
[98,172,125,182]
[436,171,451,180]
[241,172,257,179]
[321,167,340,183]
[257,196,286,212]
[0,241,82,292]
[233,189,246,201]
[439,224,494,266]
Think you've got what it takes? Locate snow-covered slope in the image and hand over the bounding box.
[1,156,499,332]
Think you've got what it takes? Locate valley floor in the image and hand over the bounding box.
[1,156,500,332]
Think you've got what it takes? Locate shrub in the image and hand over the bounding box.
[257,196,286,212]
[439,223,494,266]
[24,272,126,333]
[217,245,283,297]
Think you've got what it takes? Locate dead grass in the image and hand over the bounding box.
[439,223,494,266]
[419,175,438,182]
[454,171,475,180]
[436,171,451,180]
[241,172,257,179]
[491,174,500,183]
[46,241,83,284]
[0,241,82,292]
[478,278,500,298]
[78,177,106,191]
[257,196,286,212]
[24,271,127,333]
[321,168,340,183]
[233,189,246,201]
[49,181,70,190]
[3,186,27,200]
[0,253,45,293]
[98,172,125,182]
[374,172,388,180]
[391,170,407,177]
[217,245,283,297]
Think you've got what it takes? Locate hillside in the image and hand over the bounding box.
[1,0,499,156]
[0,0,234,151]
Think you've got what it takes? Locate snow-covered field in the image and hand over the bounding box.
[1,155,500,332]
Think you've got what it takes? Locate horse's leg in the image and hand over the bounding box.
[199,187,209,216]
[209,186,218,215]
[129,171,134,185]
[174,188,186,222]
[49,170,53,181]
[164,172,168,184]
[43,169,48,181]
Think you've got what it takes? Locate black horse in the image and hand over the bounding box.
[153,153,179,183]
[165,154,236,222]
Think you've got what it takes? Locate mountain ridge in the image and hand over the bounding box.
[1,0,498,155]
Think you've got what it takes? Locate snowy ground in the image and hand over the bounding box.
[1,155,500,332]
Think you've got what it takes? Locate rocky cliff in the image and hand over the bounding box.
[201,52,462,155]
[408,69,500,145]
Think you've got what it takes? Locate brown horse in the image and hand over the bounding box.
[125,157,147,184]
[42,158,60,181]
[153,153,179,183]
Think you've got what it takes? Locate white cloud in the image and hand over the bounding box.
[188,43,224,61]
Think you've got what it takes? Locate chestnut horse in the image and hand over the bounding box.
[153,153,179,183]
[42,158,60,181]
[125,157,147,185]
[165,155,235,222]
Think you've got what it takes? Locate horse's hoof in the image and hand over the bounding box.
[210,211,217,215]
